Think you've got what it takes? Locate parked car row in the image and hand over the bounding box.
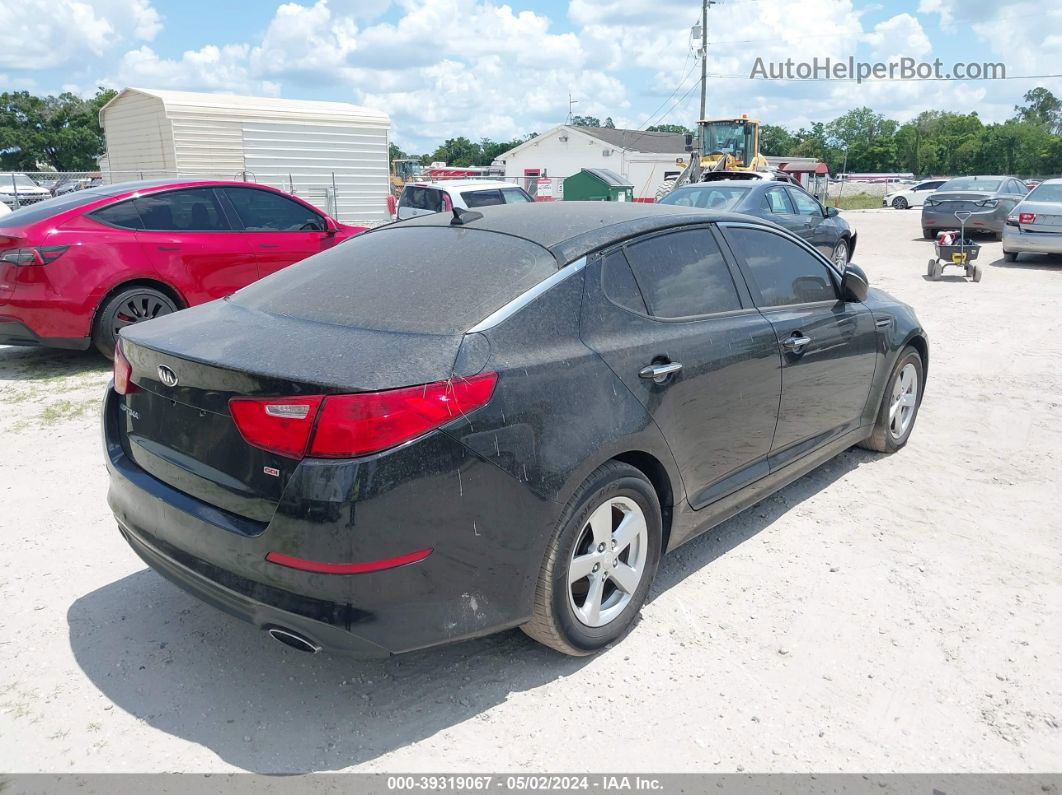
[921,175,1031,240]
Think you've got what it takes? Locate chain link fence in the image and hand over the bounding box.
[1,170,343,220]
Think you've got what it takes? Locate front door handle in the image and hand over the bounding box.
[781,334,812,353]
[639,361,683,383]
[259,244,281,249]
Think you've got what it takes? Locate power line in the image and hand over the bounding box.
[636,58,700,131]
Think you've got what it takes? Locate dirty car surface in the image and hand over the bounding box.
[104,202,928,657]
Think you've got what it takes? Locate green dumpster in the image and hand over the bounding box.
[562,168,634,202]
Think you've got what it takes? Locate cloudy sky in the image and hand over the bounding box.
[2,0,1060,151]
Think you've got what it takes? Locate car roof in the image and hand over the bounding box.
[386,201,763,264]
[411,180,522,191]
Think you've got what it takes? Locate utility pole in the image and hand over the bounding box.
[567,92,578,124]
[698,0,715,151]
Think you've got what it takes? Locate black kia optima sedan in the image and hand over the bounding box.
[104,202,928,658]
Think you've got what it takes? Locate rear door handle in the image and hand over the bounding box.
[639,362,683,383]
[157,246,179,251]
[259,244,281,249]
[781,334,812,353]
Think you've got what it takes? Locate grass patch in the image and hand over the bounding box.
[828,193,884,211]
[39,398,95,426]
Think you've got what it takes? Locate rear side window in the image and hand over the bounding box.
[401,186,444,213]
[135,189,229,231]
[623,227,741,318]
[231,226,557,335]
[462,189,505,208]
[91,200,144,229]
[221,187,325,231]
[726,227,837,307]
[601,250,648,314]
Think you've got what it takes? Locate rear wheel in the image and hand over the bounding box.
[1003,250,1018,262]
[972,265,983,283]
[522,461,662,655]
[92,286,178,359]
[859,346,924,453]
[922,228,936,240]
[927,259,941,280]
[892,196,908,210]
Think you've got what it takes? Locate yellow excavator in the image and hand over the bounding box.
[390,159,424,196]
[656,115,772,199]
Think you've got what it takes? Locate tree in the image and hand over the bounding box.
[1014,87,1062,135]
[389,142,407,162]
[0,87,117,171]
[570,115,601,128]
[428,136,481,166]
[759,124,796,156]
[647,124,691,135]
[604,117,616,129]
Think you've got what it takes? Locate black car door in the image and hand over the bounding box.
[786,187,832,256]
[757,186,802,234]
[720,222,878,470]
[580,224,782,509]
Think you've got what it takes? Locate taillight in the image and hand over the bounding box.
[113,341,138,395]
[1019,212,1036,225]
[0,246,68,266]
[309,373,497,458]
[229,395,325,458]
[228,372,498,460]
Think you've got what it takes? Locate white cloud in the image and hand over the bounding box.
[864,13,932,61]
[115,45,281,96]
[0,0,160,70]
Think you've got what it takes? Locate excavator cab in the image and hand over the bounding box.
[699,117,759,168]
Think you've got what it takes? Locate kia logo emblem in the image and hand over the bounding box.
[157,365,178,388]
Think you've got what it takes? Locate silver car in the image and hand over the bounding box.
[1002,178,1062,261]
[921,176,1028,240]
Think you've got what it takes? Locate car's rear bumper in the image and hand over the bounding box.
[1002,225,1062,255]
[103,386,552,657]
[0,317,90,349]
[921,206,1005,233]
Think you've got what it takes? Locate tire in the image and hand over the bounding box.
[859,346,924,453]
[92,286,178,359]
[922,228,936,240]
[1003,250,1018,262]
[972,265,983,283]
[522,461,662,655]
[892,196,908,210]
[927,260,941,280]
[831,238,850,268]
[654,178,677,202]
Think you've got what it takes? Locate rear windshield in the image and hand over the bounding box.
[940,177,1001,192]
[1027,183,1062,203]
[0,189,110,227]
[231,226,557,335]
[658,185,749,210]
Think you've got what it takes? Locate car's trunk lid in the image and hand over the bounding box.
[928,191,995,212]
[1015,201,1062,232]
[117,299,467,522]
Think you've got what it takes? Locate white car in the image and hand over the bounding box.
[882,178,947,210]
[396,180,534,220]
[1002,178,1062,261]
[0,173,51,209]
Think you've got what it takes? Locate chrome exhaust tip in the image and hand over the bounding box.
[266,626,321,654]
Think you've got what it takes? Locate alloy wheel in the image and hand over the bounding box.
[567,496,649,628]
[833,240,849,268]
[111,292,174,337]
[889,363,919,439]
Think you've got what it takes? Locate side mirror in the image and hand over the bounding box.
[324,216,339,235]
[841,262,869,302]
[825,206,840,218]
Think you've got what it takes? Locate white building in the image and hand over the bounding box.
[99,88,392,223]
[496,125,691,202]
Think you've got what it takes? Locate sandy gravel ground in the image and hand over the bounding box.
[1,209,1059,774]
